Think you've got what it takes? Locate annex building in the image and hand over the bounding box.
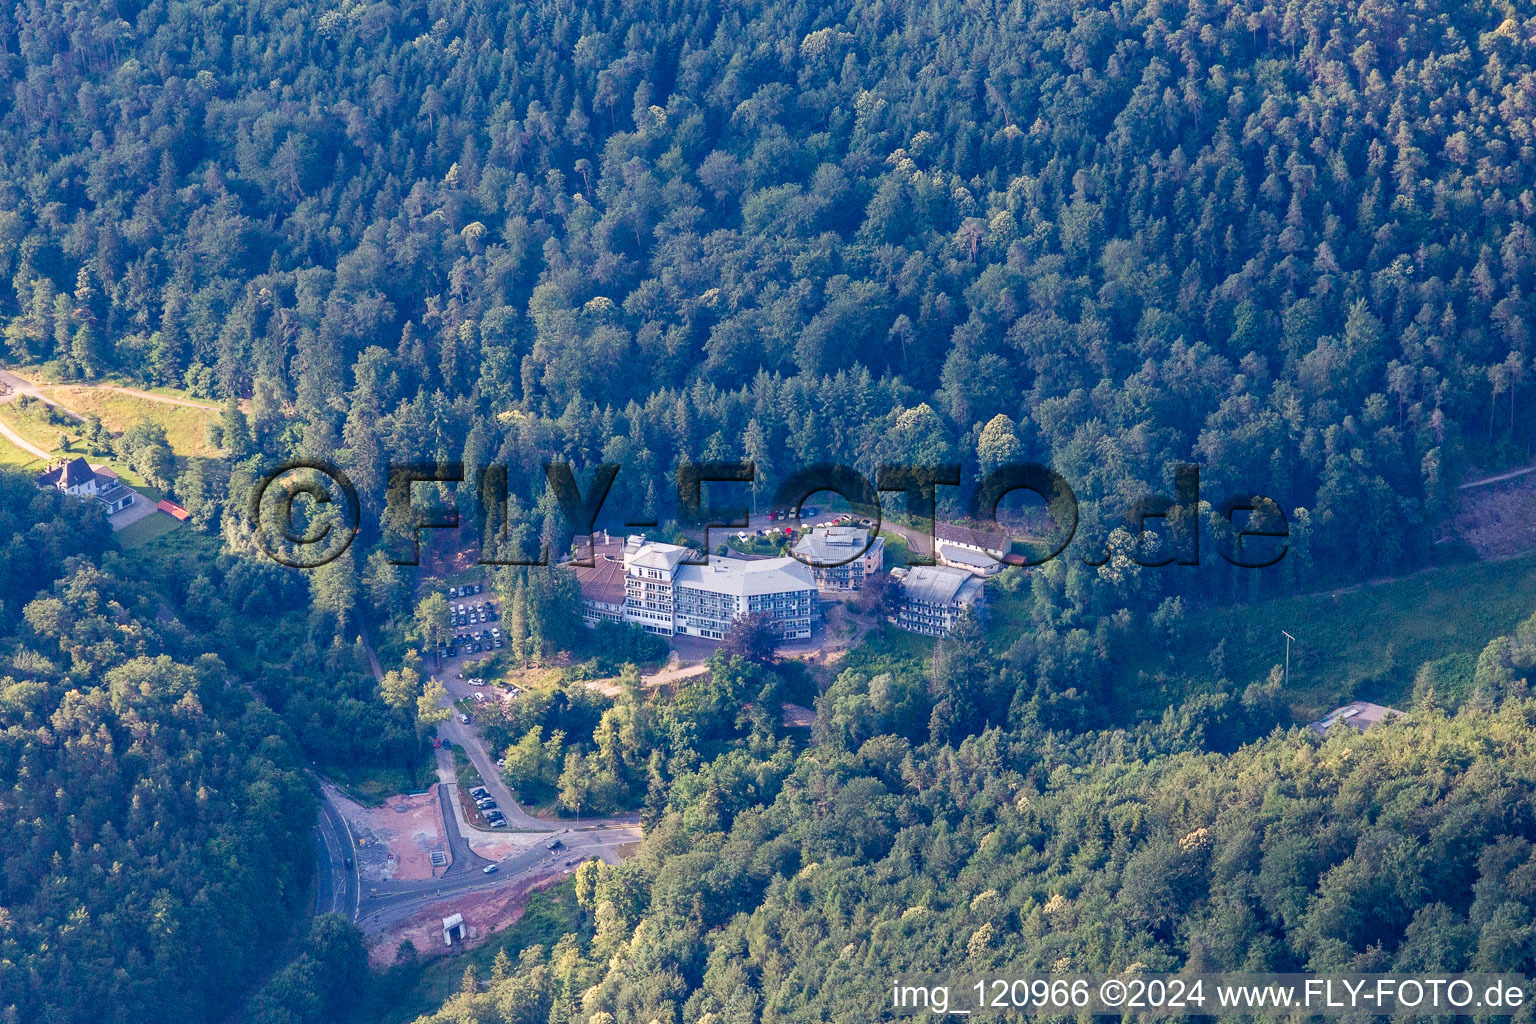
[889,565,986,637]
[791,526,885,590]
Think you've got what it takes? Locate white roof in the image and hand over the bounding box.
[675,555,816,597]
[624,541,692,573]
[793,526,882,562]
[937,543,996,568]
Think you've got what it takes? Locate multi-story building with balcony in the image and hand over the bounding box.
[606,537,818,640]
[889,565,986,637]
[673,558,818,640]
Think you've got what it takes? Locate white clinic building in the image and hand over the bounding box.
[619,537,818,640]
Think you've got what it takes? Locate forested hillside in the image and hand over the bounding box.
[4,0,1536,1021]
[0,471,327,1021]
[420,693,1536,1024]
[2,0,1534,573]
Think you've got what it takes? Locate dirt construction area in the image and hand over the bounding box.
[367,870,564,968]
[465,827,552,862]
[331,784,451,882]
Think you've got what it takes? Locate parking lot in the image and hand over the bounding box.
[437,580,504,660]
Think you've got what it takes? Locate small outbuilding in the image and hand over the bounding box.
[1309,701,1405,735]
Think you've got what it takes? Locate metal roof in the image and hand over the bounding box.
[675,555,816,597]
[896,564,985,606]
[792,527,882,563]
[937,543,996,568]
[624,541,693,573]
[1309,701,1405,735]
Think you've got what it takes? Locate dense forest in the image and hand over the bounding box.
[419,680,1536,1024]
[0,471,342,1020]
[3,0,1534,573]
[3,0,1536,1020]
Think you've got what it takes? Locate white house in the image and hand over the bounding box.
[36,457,133,515]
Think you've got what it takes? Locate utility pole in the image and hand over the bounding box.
[1282,630,1295,690]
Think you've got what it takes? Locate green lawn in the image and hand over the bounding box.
[452,746,486,789]
[842,622,936,676]
[0,431,42,468]
[39,385,218,456]
[0,400,74,452]
[1103,553,1536,722]
[115,509,180,548]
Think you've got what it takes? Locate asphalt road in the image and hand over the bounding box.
[313,780,360,921]
[435,781,493,873]
[355,822,638,934]
[311,612,642,935]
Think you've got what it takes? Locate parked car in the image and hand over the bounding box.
[458,713,469,724]
[494,638,503,649]
[803,506,818,516]
[489,818,507,828]
[470,787,489,797]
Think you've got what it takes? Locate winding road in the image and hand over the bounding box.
[313,779,360,920]
[310,611,641,936]
[313,774,637,935]
[0,371,53,460]
[0,368,220,413]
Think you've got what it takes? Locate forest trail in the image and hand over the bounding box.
[1460,464,1536,489]
[1,368,223,417]
[57,383,223,411]
[0,413,49,460]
